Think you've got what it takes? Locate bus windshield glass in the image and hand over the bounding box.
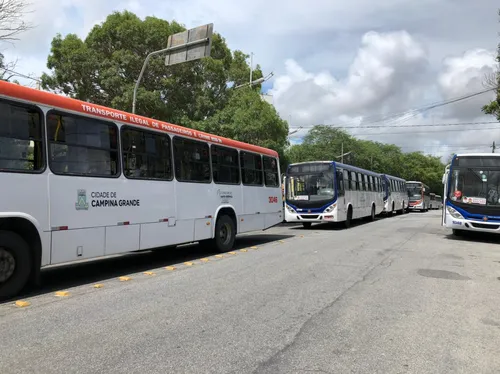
[286,170,335,202]
[449,167,500,206]
[407,183,422,201]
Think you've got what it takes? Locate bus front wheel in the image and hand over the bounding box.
[345,207,353,228]
[302,222,312,229]
[213,215,236,253]
[0,230,32,301]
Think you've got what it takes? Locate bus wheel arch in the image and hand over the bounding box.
[213,207,237,253]
[0,217,41,300]
[345,205,353,228]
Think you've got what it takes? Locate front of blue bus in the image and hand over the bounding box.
[284,162,338,226]
[445,154,500,234]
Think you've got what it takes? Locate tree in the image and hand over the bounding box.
[285,125,445,192]
[189,87,289,165]
[41,11,264,125]
[0,0,32,42]
[482,9,500,120]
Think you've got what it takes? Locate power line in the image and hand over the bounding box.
[0,68,41,82]
[293,120,499,130]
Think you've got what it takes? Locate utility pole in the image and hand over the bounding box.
[341,143,344,163]
[492,141,496,153]
[371,155,373,169]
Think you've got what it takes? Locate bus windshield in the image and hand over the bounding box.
[286,170,335,202]
[407,183,422,201]
[449,167,500,206]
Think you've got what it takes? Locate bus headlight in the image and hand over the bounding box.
[446,206,463,219]
[324,203,336,213]
[285,204,296,214]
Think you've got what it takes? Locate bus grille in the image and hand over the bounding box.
[470,222,500,230]
[300,215,319,219]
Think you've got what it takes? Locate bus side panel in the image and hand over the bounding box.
[240,186,267,233]
[263,185,284,228]
[1,172,50,264]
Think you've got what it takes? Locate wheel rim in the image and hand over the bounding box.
[0,247,15,283]
[219,222,232,246]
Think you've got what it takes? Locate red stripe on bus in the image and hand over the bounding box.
[0,80,279,157]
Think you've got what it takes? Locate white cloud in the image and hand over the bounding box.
[1,0,499,161]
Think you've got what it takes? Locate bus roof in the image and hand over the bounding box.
[380,174,406,182]
[0,80,279,157]
[287,160,380,177]
[453,153,500,157]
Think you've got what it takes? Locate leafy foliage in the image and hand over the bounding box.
[41,11,264,124]
[285,125,446,194]
[482,9,500,121]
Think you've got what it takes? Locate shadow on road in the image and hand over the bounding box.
[445,231,500,244]
[8,233,293,302]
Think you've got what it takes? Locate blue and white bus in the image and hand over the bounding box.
[380,174,408,215]
[442,153,500,235]
[284,161,384,228]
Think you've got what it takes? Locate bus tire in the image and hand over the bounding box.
[452,229,463,237]
[345,207,353,228]
[0,230,32,301]
[370,204,375,221]
[302,222,312,229]
[213,215,236,253]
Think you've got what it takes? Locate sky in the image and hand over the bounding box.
[3,0,500,160]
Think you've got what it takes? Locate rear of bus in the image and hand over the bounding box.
[284,162,337,227]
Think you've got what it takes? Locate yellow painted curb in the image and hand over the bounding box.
[200,258,209,262]
[165,266,176,271]
[93,284,104,289]
[143,271,155,276]
[215,255,223,258]
[119,276,131,282]
[15,300,31,308]
[55,291,69,297]
[184,262,194,266]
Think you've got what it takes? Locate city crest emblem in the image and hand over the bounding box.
[75,189,89,210]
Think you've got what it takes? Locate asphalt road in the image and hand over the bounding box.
[1,211,500,374]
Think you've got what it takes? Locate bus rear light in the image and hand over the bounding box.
[159,218,169,222]
[118,221,130,226]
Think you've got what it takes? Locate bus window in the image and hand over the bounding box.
[47,111,118,177]
[211,145,240,185]
[240,151,263,186]
[121,127,172,180]
[263,156,279,187]
[0,100,44,173]
[173,137,211,183]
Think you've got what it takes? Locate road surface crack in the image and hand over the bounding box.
[251,230,418,373]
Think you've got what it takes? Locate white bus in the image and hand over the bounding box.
[406,180,430,212]
[380,174,407,215]
[442,153,500,236]
[0,80,283,300]
[435,195,442,210]
[429,193,437,209]
[284,161,384,228]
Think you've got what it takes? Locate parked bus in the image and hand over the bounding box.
[442,153,500,235]
[435,195,442,210]
[284,161,384,228]
[406,180,430,212]
[429,193,437,209]
[0,80,283,300]
[380,174,407,215]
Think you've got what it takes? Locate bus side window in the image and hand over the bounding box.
[173,137,211,183]
[121,127,172,180]
[240,151,263,186]
[211,145,240,185]
[47,111,119,177]
[0,99,44,173]
[343,169,349,191]
[263,156,279,187]
[337,169,344,196]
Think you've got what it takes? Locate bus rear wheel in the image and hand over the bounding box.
[213,215,236,253]
[0,230,32,301]
[370,205,375,221]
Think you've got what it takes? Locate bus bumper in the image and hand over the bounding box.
[408,202,423,211]
[445,211,500,234]
[284,208,335,223]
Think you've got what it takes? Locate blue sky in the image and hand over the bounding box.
[3,0,500,159]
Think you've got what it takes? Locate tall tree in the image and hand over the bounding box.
[41,11,264,125]
[482,9,500,120]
